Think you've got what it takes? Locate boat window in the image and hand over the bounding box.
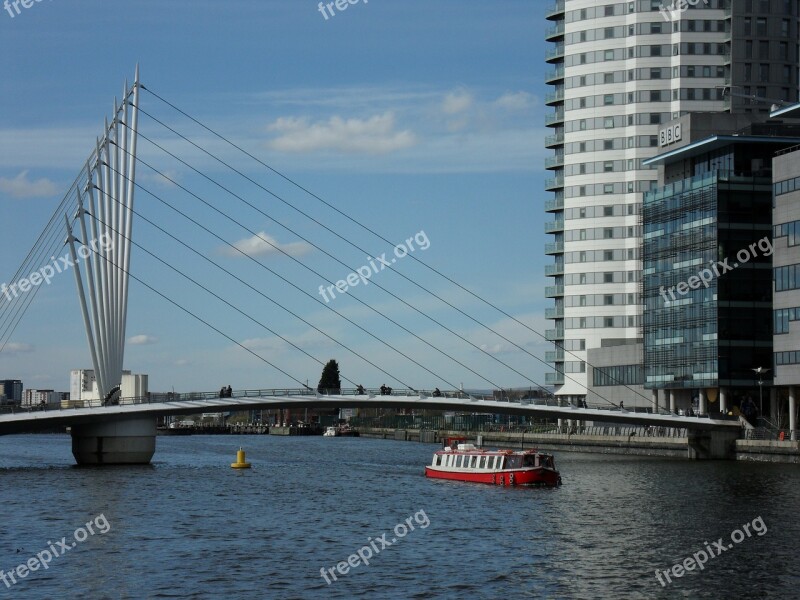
[469,456,476,468]
[435,455,442,466]
[479,456,486,469]
[489,456,497,469]
[523,455,537,467]
[457,455,464,468]
[505,456,522,469]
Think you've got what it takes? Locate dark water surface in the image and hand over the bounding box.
[0,434,798,599]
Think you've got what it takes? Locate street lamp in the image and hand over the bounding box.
[752,367,770,418]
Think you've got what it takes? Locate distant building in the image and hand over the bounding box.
[0,380,23,405]
[22,389,60,407]
[70,369,148,406]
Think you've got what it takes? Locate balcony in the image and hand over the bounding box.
[544,285,564,298]
[544,197,564,212]
[544,241,563,254]
[545,371,565,385]
[545,109,564,127]
[545,66,564,83]
[544,307,564,320]
[544,154,564,169]
[544,175,564,190]
[545,89,564,105]
[545,44,565,62]
[544,132,564,148]
[545,22,565,40]
[544,218,564,233]
[544,262,564,277]
[545,328,564,341]
[545,349,565,362]
[545,0,565,19]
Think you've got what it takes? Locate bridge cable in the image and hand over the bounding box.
[119,120,557,399]
[87,198,424,391]
[100,157,469,391]
[139,87,653,406]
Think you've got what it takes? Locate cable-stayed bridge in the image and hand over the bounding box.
[0,68,745,464]
[0,388,741,436]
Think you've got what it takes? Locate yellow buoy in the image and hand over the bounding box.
[231,447,251,469]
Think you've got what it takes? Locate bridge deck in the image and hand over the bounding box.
[0,390,742,435]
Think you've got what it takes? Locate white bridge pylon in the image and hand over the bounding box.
[66,66,140,403]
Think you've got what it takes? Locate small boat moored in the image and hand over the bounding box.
[425,438,561,487]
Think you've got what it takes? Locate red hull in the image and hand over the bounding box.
[425,466,560,487]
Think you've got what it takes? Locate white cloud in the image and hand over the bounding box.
[267,112,416,154]
[0,171,59,199]
[442,90,473,115]
[494,91,534,111]
[174,359,190,366]
[220,232,312,258]
[0,342,33,355]
[129,335,158,345]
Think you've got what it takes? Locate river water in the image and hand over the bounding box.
[0,434,798,599]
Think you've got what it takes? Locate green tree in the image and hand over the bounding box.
[317,359,341,394]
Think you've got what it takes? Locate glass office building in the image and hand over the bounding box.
[642,120,800,413]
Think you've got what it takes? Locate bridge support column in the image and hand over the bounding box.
[651,389,659,413]
[669,390,676,414]
[720,387,727,414]
[687,428,739,460]
[71,417,157,465]
[699,389,707,415]
[790,387,797,441]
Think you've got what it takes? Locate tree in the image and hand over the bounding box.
[317,359,341,394]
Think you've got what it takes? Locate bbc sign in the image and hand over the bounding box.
[659,123,682,147]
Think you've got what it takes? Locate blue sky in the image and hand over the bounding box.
[0,0,553,394]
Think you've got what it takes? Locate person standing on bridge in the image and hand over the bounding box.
[226,385,232,398]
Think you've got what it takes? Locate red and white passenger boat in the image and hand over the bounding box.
[425,439,561,487]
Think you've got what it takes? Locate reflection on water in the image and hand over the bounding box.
[0,434,798,599]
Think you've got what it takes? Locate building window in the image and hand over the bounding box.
[604,72,614,84]
[603,272,613,283]
[604,184,614,194]
[605,117,615,128]
[604,49,614,61]
[604,94,615,105]
[604,161,614,172]
[604,206,613,216]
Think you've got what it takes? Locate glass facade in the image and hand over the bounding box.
[643,169,773,390]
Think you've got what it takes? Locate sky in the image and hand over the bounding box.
[0,0,553,395]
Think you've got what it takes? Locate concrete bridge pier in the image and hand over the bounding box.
[71,417,157,465]
[687,428,740,460]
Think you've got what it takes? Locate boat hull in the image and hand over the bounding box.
[425,466,560,487]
